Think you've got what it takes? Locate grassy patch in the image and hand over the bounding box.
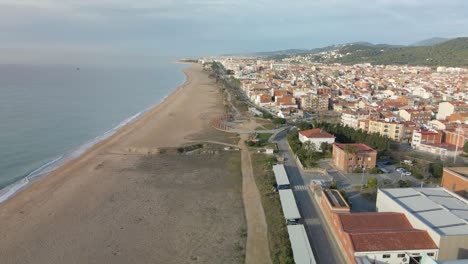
[257,133,273,142]
[251,154,294,264]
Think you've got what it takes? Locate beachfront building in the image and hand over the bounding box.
[376,188,468,261]
[332,143,377,172]
[298,128,335,151]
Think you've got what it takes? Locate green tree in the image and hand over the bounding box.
[429,161,443,178]
[273,117,286,125]
[367,176,378,189]
[320,142,330,153]
[298,121,313,131]
[464,141,468,153]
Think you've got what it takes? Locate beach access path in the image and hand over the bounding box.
[239,134,272,264]
[0,64,246,264]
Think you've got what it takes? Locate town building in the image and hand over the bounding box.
[376,188,468,261]
[368,119,405,142]
[298,129,335,151]
[441,167,468,198]
[336,213,438,264]
[444,126,468,149]
[319,189,438,264]
[341,110,370,129]
[412,129,443,148]
[399,109,432,124]
[332,143,377,172]
[437,102,468,120]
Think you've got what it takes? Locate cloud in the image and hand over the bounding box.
[0,0,466,63]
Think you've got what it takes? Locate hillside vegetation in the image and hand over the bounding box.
[330,37,468,67]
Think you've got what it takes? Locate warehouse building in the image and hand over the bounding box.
[377,188,468,261]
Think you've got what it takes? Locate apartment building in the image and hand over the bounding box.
[399,109,432,124]
[332,143,377,172]
[341,110,370,129]
[368,119,405,142]
[411,129,442,148]
[444,125,468,148]
[437,101,468,120]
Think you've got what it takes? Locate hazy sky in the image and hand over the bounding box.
[0,0,467,65]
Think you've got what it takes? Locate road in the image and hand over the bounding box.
[273,129,347,264]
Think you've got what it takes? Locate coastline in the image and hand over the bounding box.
[0,62,247,264]
[0,63,192,204]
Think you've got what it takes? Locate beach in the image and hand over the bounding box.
[0,64,246,264]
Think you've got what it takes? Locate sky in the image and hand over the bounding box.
[0,0,467,65]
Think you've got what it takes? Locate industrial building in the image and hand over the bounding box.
[377,188,468,261]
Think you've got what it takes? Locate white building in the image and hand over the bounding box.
[341,110,370,129]
[298,129,335,151]
[376,188,468,261]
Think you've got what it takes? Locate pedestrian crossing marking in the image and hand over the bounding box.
[293,185,309,191]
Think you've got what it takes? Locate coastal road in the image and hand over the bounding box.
[273,129,347,264]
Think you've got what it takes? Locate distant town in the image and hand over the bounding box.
[201,57,468,264]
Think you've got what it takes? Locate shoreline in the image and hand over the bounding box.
[0,63,193,204]
[0,63,247,264]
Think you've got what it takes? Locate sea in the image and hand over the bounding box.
[0,60,187,202]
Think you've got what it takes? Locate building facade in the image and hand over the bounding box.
[441,167,468,198]
[332,143,377,172]
[376,188,468,261]
[298,129,335,151]
[368,119,405,142]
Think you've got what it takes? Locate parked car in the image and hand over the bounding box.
[396,168,405,173]
[402,171,412,176]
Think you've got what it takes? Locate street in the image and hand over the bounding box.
[273,129,347,264]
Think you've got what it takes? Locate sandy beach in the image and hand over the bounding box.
[0,64,246,264]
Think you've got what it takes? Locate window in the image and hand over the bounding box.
[358,157,362,161]
[382,254,390,258]
[349,157,353,161]
[427,253,434,256]
[397,254,405,258]
[368,157,371,161]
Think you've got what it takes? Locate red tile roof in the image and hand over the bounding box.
[334,143,375,152]
[339,212,412,232]
[349,231,438,251]
[299,128,335,139]
[338,213,438,252]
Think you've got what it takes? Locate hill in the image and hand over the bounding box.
[330,37,468,67]
[411,37,451,46]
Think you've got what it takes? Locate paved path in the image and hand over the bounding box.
[239,134,272,264]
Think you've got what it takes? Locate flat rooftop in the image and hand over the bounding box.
[273,164,290,186]
[323,189,349,208]
[279,189,301,220]
[379,188,468,236]
[287,225,316,264]
[445,167,468,178]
